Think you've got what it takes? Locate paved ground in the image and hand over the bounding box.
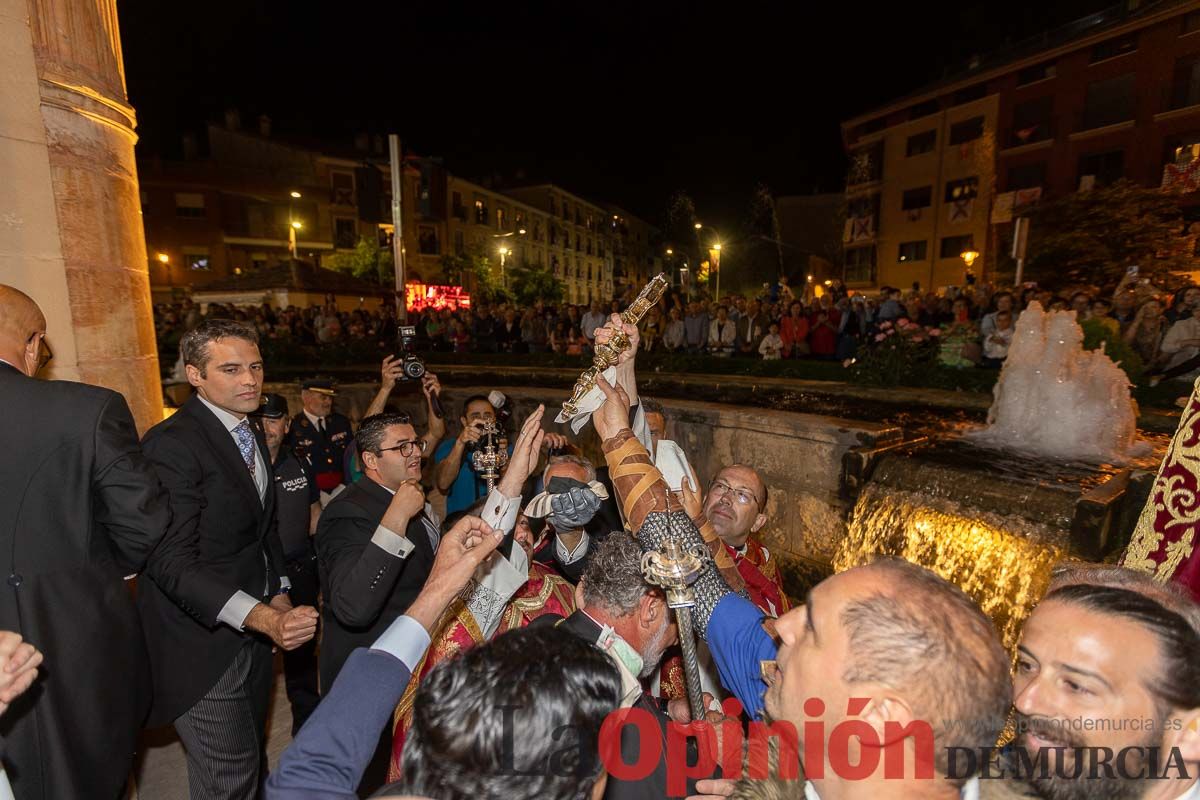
[129,657,294,800]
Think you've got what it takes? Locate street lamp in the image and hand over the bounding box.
[498,245,510,287]
[960,249,979,269]
[156,252,169,264]
[289,220,303,259]
[289,190,302,199]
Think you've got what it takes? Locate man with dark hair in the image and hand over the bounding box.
[1012,566,1200,800]
[317,411,441,691]
[590,367,1013,798]
[397,626,620,800]
[431,394,503,516]
[140,318,318,800]
[433,393,566,516]
[0,285,169,800]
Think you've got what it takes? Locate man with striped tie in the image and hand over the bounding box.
[139,319,318,800]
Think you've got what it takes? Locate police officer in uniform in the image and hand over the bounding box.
[253,393,322,733]
[287,378,354,494]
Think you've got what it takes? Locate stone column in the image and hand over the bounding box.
[0,0,161,431]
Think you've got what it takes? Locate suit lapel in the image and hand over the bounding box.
[184,395,264,517]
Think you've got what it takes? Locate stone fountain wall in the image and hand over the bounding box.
[263,381,904,596]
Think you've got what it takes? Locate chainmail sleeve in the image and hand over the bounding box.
[633,509,734,638]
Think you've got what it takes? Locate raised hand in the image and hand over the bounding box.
[380,355,404,392]
[592,374,631,441]
[594,313,640,364]
[426,516,502,597]
[381,479,425,534]
[499,405,547,497]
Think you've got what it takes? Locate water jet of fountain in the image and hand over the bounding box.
[970,302,1141,464]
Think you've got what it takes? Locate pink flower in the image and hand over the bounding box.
[874,333,887,342]
[897,319,909,328]
[887,329,896,336]
[912,336,925,343]
[929,328,942,337]
[879,321,892,329]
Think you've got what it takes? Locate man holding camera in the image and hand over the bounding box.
[287,378,354,494]
[432,395,512,517]
[433,395,569,517]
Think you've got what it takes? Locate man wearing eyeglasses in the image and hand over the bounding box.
[703,464,792,618]
[0,285,169,800]
[316,412,443,696]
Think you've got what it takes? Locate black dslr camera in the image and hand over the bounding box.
[396,326,426,381]
[397,324,444,419]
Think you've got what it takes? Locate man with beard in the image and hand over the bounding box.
[553,532,721,800]
[1011,566,1200,800]
[589,371,1014,799]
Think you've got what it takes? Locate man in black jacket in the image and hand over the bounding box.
[140,319,318,800]
[554,532,720,800]
[316,411,440,691]
[0,285,170,800]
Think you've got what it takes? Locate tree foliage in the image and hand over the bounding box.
[324,236,394,285]
[508,261,565,305]
[1017,180,1191,288]
[438,248,507,303]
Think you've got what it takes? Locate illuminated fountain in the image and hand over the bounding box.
[972,302,1142,464]
[836,483,1064,650]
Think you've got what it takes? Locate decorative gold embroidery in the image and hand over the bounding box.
[1123,383,1200,582]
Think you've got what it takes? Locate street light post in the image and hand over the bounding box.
[694,222,724,302]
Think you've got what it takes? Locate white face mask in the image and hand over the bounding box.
[595,623,643,679]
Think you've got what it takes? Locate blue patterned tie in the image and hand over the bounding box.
[233,419,256,477]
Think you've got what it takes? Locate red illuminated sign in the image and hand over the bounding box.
[405,283,471,312]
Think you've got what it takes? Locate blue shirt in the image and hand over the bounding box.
[707,593,778,720]
[434,438,515,517]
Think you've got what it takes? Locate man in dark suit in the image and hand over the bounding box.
[139,319,318,800]
[266,513,520,800]
[0,285,170,800]
[286,378,353,492]
[315,412,441,691]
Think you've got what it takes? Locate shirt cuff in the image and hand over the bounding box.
[217,590,261,630]
[555,529,591,564]
[372,525,416,558]
[278,576,292,591]
[480,488,520,534]
[370,614,432,673]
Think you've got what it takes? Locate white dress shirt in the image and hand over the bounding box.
[303,408,326,432]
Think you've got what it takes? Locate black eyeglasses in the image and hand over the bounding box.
[376,439,428,457]
[27,332,52,373]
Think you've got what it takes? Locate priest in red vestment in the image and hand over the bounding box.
[659,463,791,700]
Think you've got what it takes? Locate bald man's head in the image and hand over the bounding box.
[0,285,47,375]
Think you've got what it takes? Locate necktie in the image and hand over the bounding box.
[233,419,257,477]
[317,417,326,435]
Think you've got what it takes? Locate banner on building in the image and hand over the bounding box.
[991,192,1014,224]
[1163,160,1200,194]
[844,214,876,243]
[948,198,974,223]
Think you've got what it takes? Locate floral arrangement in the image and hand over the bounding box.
[848,319,942,386]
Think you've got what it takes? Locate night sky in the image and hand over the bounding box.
[120,0,1112,228]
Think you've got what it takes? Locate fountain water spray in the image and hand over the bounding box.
[972,302,1141,464]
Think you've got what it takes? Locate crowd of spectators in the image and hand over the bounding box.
[153,272,1200,383]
